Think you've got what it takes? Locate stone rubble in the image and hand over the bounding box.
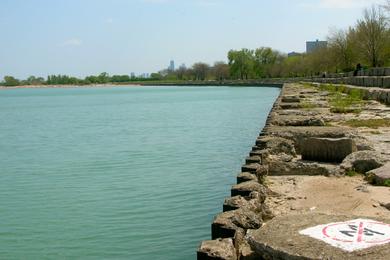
[197,83,390,259]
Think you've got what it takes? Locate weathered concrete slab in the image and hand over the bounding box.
[223,196,249,212]
[273,117,325,127]
[241,164,261,174]
[301,137,357,163]
[280,103,301,110]
[212,209,262,240]
[245,156,261,164]
[247,213,390,260]
[282,95,300,103]
[237,172,258,184]
[231,181,267,199]
[197,238,237,260]
[340,151,385,174]
[249,149,267,157]
[268,159,336,176]
[256,136,296,156]
[368,163,390,186]
[264,126,351,153]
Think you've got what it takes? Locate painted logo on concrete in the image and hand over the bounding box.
[299,219,390,252]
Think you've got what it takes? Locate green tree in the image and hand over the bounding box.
[98,72,110,83]
[328,28,355,72]
[254,47,282,77]
[26,76,45,85]
[353,6,389,67]
[228,49,254,80]
[150,73,163,80]
[3,76,20,86]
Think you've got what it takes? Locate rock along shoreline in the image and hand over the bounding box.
[198,82,390,260]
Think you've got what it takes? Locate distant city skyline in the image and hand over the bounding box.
[0,0,385,79]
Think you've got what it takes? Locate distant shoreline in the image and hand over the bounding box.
[0,83,144,90]
[0,80,288,89]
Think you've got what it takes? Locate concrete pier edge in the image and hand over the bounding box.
[197,81,390,260]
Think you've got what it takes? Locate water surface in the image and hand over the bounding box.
[0,86,279,259]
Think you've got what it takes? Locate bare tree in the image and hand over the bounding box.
[383,0,390,13]
[328,28,355,71]
[212,61,230,81]
[176,64,187,80]
[192,62,210,81]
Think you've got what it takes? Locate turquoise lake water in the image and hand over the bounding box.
[0,86,279,259]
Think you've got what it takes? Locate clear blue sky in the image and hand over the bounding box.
[0,0,384,79]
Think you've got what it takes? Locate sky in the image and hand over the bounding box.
[0,0,386,79]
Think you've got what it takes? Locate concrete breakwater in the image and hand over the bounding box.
[197,83,390,259]
[310,67,390,89]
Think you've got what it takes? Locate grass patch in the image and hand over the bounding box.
[304,83,367,114]
[300,102,316,109]
[301,82,316,89]
[344,119,390,129]
[366,174,390,187]
[345,170,360,177]
[329,92,363,114]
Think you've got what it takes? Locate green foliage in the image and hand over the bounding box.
[345,170,360,177]
[317,83,364,113]
[228,48,255,80]
[330,92,362,113]
[3,76,20,86]
[366,173,390,187]
[300,102,316,109]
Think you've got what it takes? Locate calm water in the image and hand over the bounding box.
[0,86,279,259]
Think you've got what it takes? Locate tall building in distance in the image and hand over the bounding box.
[306,39,327,53]
[168,60,175,71]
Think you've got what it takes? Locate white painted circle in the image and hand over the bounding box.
[300,219,390,252]
[322,220,390,244]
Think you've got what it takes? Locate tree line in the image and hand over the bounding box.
[162,4,390,80]
[1,73,157,87]
[1,3,389,86]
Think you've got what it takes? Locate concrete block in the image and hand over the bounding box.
[197,238,237,260]
[241,164,260,174]
[301,137,357,163]
[383,77,390,88]
[237,172,258,184]
[231,181,267,199]
[246,213,390,260]
[368,163,390,186]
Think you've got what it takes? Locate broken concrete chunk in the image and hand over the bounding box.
[340,151,385,174]
[282,95,300,103]
[231,181,267,201]
[256,137,296,156]
[246,213,390,260]
[237,172,258,184]
[241,164,261,174]
[367,163,390,186]
[223,196,249,212]
[301,137,357,163]
[212,209,262,240]
[245,156,261,164]
[197,238,237,260]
